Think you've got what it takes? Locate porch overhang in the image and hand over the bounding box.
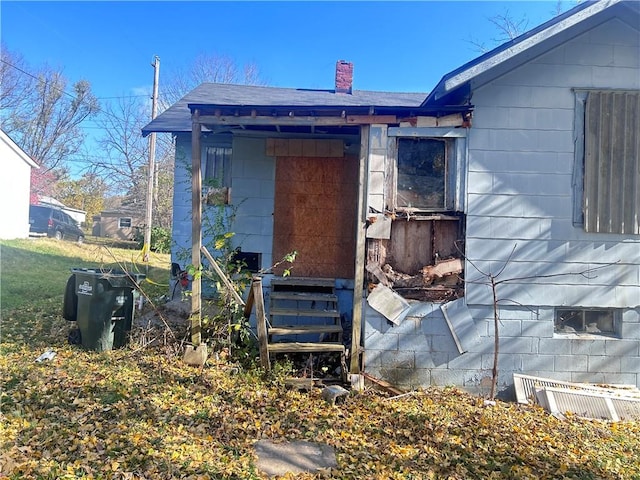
[186,103,472,136]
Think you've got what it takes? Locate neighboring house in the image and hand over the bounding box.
[144,0,640,395]
[38,196,87,226]
[92,208,145,240]
[0,130,38,239]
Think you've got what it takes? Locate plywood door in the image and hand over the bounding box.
[273,155,358,278]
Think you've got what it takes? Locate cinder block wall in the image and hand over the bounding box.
[363,18,640,395]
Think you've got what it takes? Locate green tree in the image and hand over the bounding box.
[56,173,107,226]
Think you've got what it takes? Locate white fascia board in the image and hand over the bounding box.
[0,130,39,168]
[443,0,620,93]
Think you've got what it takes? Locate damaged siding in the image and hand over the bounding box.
[364,124,467,302]
[363,17,640,394]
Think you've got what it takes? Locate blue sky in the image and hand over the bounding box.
[2,0,569,168]
[2,1,567,98]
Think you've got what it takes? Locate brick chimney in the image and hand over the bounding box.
[335,60,353,94]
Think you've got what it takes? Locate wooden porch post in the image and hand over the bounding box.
[191,110,202,346]
[350,125,369,373]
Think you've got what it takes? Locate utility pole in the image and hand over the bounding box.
[143,56,160,263]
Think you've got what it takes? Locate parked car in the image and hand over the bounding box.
[29,205,85,243]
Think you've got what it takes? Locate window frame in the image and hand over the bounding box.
[554,307,621,338]
[396,137,449,211]
[118,217,132,228]
[203,145,232,205]
[387,127,467,214]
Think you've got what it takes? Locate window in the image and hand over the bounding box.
[119,218,132,228]
[389,130,466,213]
[204,146,232,205]
[574,90,640,234]
[397,138,447,210]
[555,308,619,337]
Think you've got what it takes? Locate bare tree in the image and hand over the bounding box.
[0,45,99,171]
[0,46,33,113]
[468,9,529,53]
[92,95,150,195]
[465,246,618,399]
[90,94,174,229]
[160,53,266,110]
[468,3,574,53]
[89,53,266,232]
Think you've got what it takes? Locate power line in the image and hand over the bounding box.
[1,58,151,101]
[0,58,150,126]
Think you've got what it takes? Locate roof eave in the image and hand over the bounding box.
[422,0,627,107]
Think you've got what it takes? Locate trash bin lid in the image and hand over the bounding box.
[71,268,146,288]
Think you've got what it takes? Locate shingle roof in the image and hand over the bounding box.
[143,83,427,135]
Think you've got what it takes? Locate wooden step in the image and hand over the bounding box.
[268,342,345,353]
[270,308,340,318]
[269,325,343,336]
[271,277,336,288]
[270,292,338,302]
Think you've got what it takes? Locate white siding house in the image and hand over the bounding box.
[0,130,38,239]
[363,1,640,395]
[144,1,639,396]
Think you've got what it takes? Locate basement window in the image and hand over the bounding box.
[554,308,619,337]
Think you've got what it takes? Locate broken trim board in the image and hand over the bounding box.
[367,284,410,325]
[366,214,392,239]
[440,297,479,354]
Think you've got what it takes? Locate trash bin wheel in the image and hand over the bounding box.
[68,328,81,345]
[62,275,78,321]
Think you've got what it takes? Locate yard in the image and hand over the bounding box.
[1,239,639,479]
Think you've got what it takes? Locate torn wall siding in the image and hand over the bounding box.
[365,123,466,302]
[362,14,640,394]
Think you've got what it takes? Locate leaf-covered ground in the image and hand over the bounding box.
[1,239,640,479]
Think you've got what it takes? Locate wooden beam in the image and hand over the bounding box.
[198,114,399,127]
[191,111,202,346]
[243,279,255,319]
[199,115,349,126]
[362,372,405,395]
[347,115,396,124]
[201,245,245,306]
[350,125,369,374]
[252,278,270,370]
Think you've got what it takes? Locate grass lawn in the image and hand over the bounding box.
[1,238,639,479]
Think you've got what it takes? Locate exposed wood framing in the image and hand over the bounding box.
[347,115,396,124]
[350,125,369,374]
[365,218,464,302]
[190,111,202,346]
[397,114,469,128]
[198,114,398,127]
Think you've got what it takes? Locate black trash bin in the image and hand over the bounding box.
[66,268,145,352]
